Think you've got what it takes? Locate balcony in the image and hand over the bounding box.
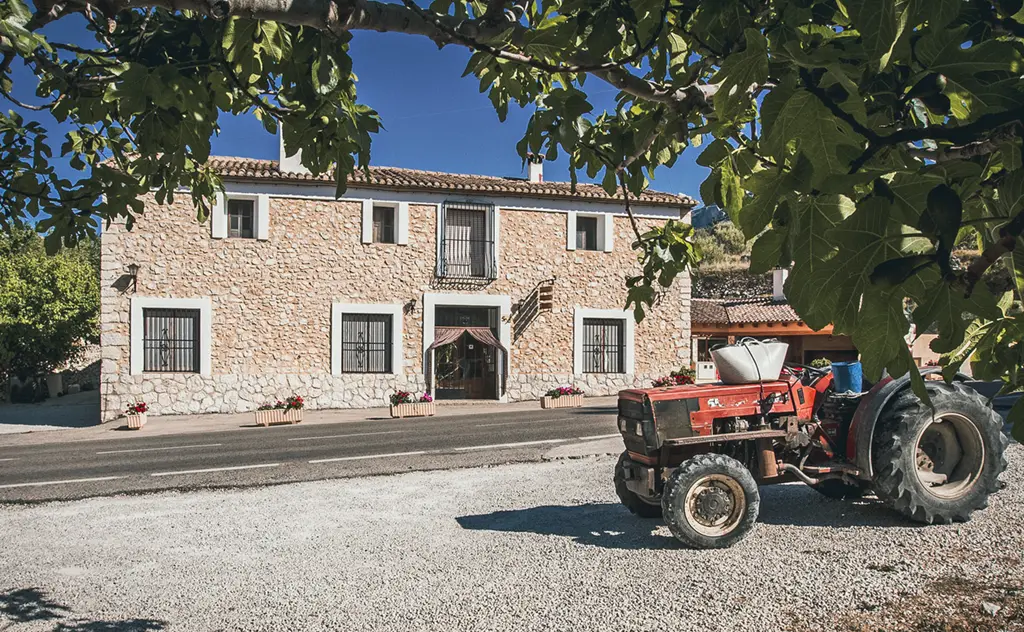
[436,201,497,280]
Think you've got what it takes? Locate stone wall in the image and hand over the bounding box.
[100,189,691,420]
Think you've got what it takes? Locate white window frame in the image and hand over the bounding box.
[566,211,614,252]
[421,292,511,401]
[361,200,409,245]
[212,193,269,241]
[573,307,634,375]
[331,302,404,376]
[130,297,213,376]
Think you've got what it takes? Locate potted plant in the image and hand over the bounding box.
[125,401,148,430]
[540,385,584,409]
[254,395,304,426]
[390,391,435,418]
[652,368,696,388]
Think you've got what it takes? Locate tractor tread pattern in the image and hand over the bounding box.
[661,453,760,549]
[872,381,1007,525]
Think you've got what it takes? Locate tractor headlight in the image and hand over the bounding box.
[634,422,644,437]
[618,416,627,432]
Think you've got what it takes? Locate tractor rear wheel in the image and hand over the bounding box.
[872,381,1007,524]
[614,452,662,518]
[661,454,759,549]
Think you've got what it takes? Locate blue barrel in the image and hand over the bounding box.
[831,361,863,393]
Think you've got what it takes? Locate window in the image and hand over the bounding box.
[576,216,599,251]
[582,318,624,373]
[142,308,200,373]
[227,199,255,239]
[372,205,396,243]
[438,201,497,279]
[340,313,393,373]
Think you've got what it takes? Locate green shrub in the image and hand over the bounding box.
[809,357,831,369]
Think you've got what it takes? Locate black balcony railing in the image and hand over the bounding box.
[436,201,497,280]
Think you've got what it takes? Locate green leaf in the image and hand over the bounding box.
[844,0,911,70]
[749,230,785,274]
[760,89,863,186]
[1009,396,1024,443]
[738,168,787,238]
[850,289,909,381]
[712,29,768,123]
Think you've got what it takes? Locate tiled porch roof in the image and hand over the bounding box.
[692,297,801,325]
[208,157,696,208]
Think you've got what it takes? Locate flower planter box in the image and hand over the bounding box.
[390,402,436,419]
[126,412,147,430]
[540,394,584,409]
[254,409,303,427]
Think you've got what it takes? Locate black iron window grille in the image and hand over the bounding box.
[576,216,599,250]
[372,205,396,243]
[582,318,625,373]
[227,199,255,239]
[341,313,392,373]
[437,201,497,279]
[142,308,200,373]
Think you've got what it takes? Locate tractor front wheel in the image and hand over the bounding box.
[872,381,1008,524]
[614,452,662,518]
[661,454,760,549]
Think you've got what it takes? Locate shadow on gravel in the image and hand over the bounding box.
[0,587,167,631]
[456,502,677,549]
[756,484,919,529]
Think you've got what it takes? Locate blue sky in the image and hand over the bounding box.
[27,19,709,200]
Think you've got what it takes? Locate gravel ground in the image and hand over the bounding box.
[1,445,1022,632]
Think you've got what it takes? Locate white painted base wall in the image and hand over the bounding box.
[100,371,656,421]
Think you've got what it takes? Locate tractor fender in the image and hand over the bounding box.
[845,368,969,479]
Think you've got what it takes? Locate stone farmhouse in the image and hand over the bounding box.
[98,142,695,421]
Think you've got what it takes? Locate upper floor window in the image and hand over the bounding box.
[576,216,599,251]
[567,212,614,252]
[142,308,200,373]
[373,205,396,244]
[212,194,268,240]
[437,201,497,280]
[227,199,255,239]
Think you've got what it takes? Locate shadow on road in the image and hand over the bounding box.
[456,502,678,550]
[0,587,167,632]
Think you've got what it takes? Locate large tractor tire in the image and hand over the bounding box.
[872,381,1008,524]
[614,452,662,518]
[661,454,760,549]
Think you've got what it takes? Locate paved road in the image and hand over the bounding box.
[0,405,619,502]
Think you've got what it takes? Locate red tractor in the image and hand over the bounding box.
[614,366,1008,549]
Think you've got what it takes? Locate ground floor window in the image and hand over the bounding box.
[142,308,201,373]
[696,337,729,362]
[340,313,393,373]
[581,318,625,373]
[331,303,403,377]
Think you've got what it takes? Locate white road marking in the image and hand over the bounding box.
[96,443,223,455]
[0,458,18,462]
[289,431,404,442]
[454,439,567,452]
[309,450,428,464]
[150,463,280,477]
[0,476,124,489]
[475,419,568,428]
[576,434,621,441]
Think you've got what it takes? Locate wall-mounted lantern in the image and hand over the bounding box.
[126,263,140,293]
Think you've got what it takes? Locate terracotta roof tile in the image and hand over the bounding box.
[208,156,696,208]
[692,298,801,325]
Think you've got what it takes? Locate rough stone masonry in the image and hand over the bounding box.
[99,161,693,421]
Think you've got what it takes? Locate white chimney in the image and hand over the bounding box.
[527,153,544,183]
[279,130,309,175]
[772,268,789,302]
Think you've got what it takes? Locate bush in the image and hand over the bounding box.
[713,221,749,255]
[809,357,831,369]
[692,229,727,266]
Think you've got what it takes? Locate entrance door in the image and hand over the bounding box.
[434,306,500,400]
